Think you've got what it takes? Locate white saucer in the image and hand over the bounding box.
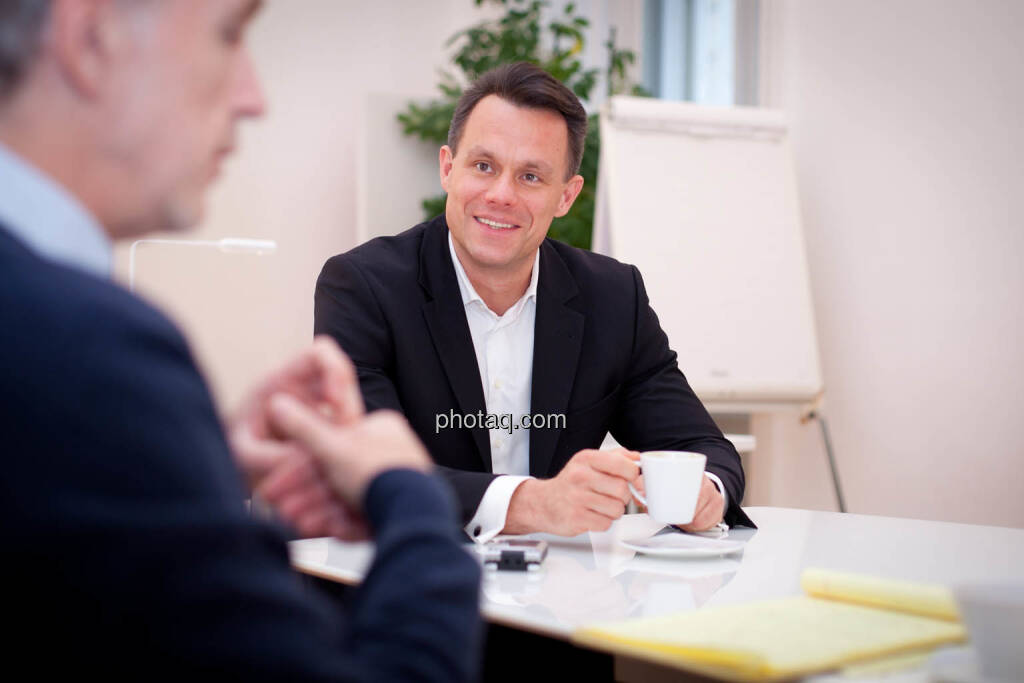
[620,531,747,558]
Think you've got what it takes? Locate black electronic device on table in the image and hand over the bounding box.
[481,539,548,570]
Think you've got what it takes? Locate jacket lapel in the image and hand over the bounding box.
[419,218,491,471]
[530,241,584,477]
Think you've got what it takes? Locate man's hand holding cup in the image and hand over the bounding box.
[629,451,724,532]
[505,448,640,536]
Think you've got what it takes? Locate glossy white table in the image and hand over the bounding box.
[290,507,1024,680]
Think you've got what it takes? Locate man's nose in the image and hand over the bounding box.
[484,171,516,206]
[234,47,267,118]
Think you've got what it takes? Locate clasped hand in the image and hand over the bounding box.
[228,336,429,540]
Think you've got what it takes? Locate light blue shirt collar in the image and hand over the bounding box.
[0,142,111,278]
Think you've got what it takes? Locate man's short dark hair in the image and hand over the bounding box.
[0,0,50,101]
[447,62,588,180]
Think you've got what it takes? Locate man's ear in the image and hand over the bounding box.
[49,0,124,99]
[439,145,455,193]
[554,174,585,217]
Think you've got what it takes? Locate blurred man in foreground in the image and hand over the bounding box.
[0,1,480,679]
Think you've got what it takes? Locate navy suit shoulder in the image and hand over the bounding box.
[0,229,246,505]
[543,234,636,280]
[1,227,481,681]
[323,221,428,279]
[537,236,643,343]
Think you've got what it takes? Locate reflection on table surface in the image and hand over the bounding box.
[479,515,747,636]
[291,512,747,638]
[290,507,1024,640]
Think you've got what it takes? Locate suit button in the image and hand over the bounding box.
[473,525,482,537]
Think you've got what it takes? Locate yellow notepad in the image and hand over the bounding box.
[572,568,967,682]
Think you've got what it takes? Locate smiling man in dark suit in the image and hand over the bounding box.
[316,62,753,543]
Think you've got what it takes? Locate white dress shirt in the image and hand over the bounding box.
[450,234,538,543]
[0,143,111,277]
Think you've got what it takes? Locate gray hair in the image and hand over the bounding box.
[0,0,51,101]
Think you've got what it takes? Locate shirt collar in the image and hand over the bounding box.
[0,142,111,278]
[448,230,540,316]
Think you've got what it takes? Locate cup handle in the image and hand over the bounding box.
[627,480,646,507]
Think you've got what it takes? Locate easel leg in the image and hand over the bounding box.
[803,410,846,513]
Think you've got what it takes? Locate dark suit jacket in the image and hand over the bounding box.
[0,224,481,681]
[315,216,753,528]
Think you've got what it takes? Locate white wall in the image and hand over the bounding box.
[747,0,1024,527]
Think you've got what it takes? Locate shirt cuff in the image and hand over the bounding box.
[704,471,728,524]
[464,475,533,544]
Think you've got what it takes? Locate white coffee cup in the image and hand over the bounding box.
[628,451,707,525]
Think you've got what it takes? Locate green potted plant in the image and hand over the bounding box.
[398,0,644,249]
